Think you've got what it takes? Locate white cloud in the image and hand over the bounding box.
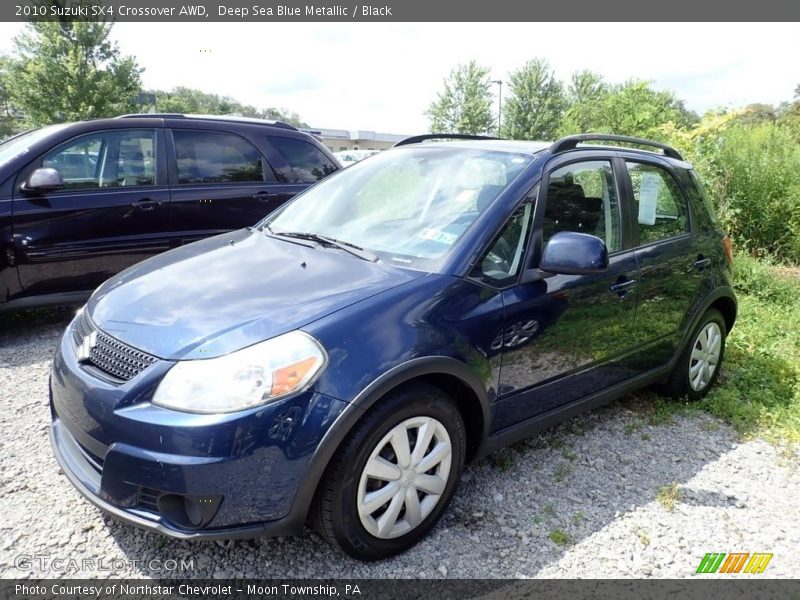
[2,22,798,133]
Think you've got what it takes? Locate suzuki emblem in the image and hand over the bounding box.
[76,331,97,363]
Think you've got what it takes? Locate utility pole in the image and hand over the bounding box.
[490,79,503,135]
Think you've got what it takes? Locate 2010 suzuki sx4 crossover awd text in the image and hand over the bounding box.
[50,134,736,560]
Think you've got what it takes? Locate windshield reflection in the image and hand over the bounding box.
[266,146,533,272]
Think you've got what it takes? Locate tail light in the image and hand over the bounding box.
[722,236,733,265]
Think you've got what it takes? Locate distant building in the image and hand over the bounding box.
[302,127,412,152]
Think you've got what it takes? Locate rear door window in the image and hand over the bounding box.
[173,130,265,184]
[625,161,689,244]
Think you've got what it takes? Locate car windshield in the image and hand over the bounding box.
[0,124,70,168]
[265,146,533,271]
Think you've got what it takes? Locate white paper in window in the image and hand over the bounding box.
[638,173,660,226]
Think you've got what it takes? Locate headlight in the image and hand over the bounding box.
[152,331,327,414]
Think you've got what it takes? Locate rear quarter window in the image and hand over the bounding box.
[268,136,337,184]
[687,169,721,232]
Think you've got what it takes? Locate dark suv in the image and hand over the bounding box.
[0,114,339,310]
[50,133,735,560]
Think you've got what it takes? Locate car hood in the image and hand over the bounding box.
[88,228,424,360]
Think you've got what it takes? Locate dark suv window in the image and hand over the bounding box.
[268,135,337,183]
[544,160,622,252]
[42,129,156,190]
[173,130,264,184]
[626,161,689,244]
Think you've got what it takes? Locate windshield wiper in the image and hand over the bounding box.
[272,231,379,262]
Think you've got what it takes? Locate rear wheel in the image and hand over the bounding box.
[312,382,466,560]
[661,308,726,400]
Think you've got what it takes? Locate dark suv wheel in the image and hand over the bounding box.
[312,383,466,560]
[661,308,727,400]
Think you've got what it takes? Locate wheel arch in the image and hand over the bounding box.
[672,286,737,374]
[288,356,492,526]
[709,294,737,333]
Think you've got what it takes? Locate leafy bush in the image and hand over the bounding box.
[731,252,799,306]
[699,124,800,262]
[701,255,800,441]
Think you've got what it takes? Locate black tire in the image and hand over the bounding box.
[660,308,727,400]
[311,382,466,560]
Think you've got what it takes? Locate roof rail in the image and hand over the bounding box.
[549,134,683,161]
[117,113,184,119]
[115,113,298,130]
[395,133,502,147]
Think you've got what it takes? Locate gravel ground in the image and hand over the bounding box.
[1,308,799,579]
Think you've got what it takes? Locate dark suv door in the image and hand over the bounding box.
[167,128,299,247]
[12,128,170,296]
[493,154,641,430]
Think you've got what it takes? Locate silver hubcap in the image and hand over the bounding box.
[689,322,722,391]
[357,416,452,539]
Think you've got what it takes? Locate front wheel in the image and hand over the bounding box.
[661,308,727,400]
[312,383,466,560]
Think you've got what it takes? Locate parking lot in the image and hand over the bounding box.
[1,308,798,578]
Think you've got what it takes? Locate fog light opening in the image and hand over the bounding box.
[157,493,222,529]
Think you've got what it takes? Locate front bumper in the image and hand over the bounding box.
[50,419,300,540]
[49,320,348,539]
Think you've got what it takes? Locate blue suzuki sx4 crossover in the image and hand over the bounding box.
[50,134,737,559]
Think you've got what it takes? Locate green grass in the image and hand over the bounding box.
[697,253,800,442]
[623,421,642,435]
[657,482,680,512]
[553,464,572,483]
[489,452,515,472]
[549,529,571,546]
[634,527,651,547]
[560,448,577,461]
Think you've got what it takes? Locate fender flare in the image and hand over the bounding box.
[671,285,737,372]
[284,356,492,525]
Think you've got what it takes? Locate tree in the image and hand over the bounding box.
[6,20,141,125]
[250,107,308,128]
[736,103,778,125]
[559,70,609,134]
[427,61,495,135]
[502,58,565,140]
[560,78,697,139]
[777,84,800,137]
[147,87,309,128]
[0,56,19,139]
[150,87,242,115]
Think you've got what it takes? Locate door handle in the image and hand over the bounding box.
[131,198,159,211]
[610,279,637,297]
[252,191,277,201]
[693,256,711,269]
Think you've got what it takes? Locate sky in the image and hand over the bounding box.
[0,22,798,134]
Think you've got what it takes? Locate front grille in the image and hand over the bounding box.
[73,310,158,382]
[137,487,162,513]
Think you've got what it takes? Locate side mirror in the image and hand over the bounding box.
[21,168,64,194]
[539,231,609,275]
